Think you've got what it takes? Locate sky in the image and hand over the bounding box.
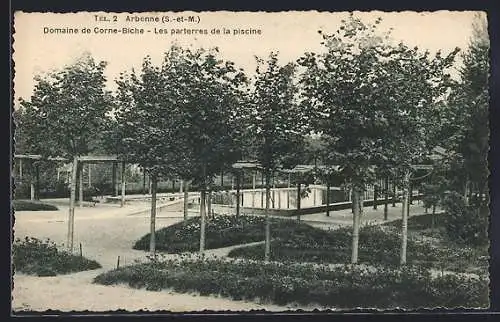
[13,10,486,103]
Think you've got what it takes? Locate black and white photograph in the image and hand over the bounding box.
[11,10,490,312]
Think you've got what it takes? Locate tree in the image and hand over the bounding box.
[375,44,458,265]
[441,14,489,207]
[18,53,112,251]
[299,16,393,264]
[435,14,489,246]
[171,46,248,252]
[245,52,307,261]
[299,14,458,265]
[112,49,189,255]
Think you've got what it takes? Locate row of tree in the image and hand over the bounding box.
[15,14,489,264]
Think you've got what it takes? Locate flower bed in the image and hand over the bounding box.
[228,224,488,274]
[228,225,437,266]
[13,237,102,276]
[13,200,59,211]
[133,215,328,253]
[383,212,447,232]
[93,256,489,309]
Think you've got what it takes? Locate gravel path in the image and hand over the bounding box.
[12,204,295,313]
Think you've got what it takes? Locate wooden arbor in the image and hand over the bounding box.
[14,154,127,252]
[231,161,263,217]
[14,154,67,200]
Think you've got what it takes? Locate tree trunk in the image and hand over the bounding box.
[30,182,35,201]
[142,169,146,195]
[88,164,92,187]
[236,172,241,217]
[296,182,301,221]
[392,181,396,207]
[149,176,158,256]
[464,174,470,206]
[120,162,126,208]
[79,163,84,208]
[326,182,330,217]
[199,188,206,253]
[373,184,378,210]
[384,176,389,220]
[200,164,207,253]
[264,171,271,262]
[183,180,189,221]
[112,162,118,197]
[431,204,436,231]
[407,185,411,217]
[351,188,355,214]
[400,171,411,266]
[409,182,413,205]
[67,156,79,252]
[19,159,23,181]
[261,172,264,207]
[287,173,291,209]
[207,189,212,219]
[351,187,363,264]
[272,176,276,209]
[35,163,40,200]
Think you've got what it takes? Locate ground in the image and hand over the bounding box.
[12,196,431,312]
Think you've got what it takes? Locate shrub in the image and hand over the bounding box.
[442,192,488,246]
[13,237,101,276]
[93,257,489,309]
[13,200,59,211]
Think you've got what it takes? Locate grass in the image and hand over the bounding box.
[134,213,487,274]
[93,256,489,309]
[133,215,322,253]
[13,237,102,276]
[385,212,489,275]
[13,200,59,211]
[228,214,488,274]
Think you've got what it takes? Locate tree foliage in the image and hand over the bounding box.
[440,14,489,204]
[18,53,113,158]
[245,52,306,173]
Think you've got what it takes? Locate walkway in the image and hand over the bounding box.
[12,202,292,312]
[11,198,435,312]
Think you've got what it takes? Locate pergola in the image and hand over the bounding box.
[231,161,341,218]
[14,154,67,200]
[13,154,128,206]
[231,161,263,217]
[14,154,128,252]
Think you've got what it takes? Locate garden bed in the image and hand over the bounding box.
[13,237,102,276]
[133,215,324,253]
[134,214,488,274]
[13,200,59,211]
[93,256,489,309]
[228,224,488,274]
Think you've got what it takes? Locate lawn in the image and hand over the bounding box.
[93,256,488,309]
[13,237,102,276]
